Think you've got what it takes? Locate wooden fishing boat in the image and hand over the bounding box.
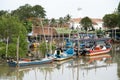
[7,58,53,67]
[70,36,112,56]
[85,49,111,56]
[55,58,73,65]
[80,42,112,56]
[7,36,53,67]
[53,48,75,61]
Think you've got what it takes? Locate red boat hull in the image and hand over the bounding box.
[86,49,111,56]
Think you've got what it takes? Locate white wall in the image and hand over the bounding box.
[70,21,105,31]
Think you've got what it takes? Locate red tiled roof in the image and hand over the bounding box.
[70,18,82,23]
[70,18,102,25]
[91,18,103,23]
[33,26,57,36]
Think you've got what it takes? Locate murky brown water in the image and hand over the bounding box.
[0,44,120,80]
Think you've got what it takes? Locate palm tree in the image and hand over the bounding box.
[50,18,57,27]
[64,14,71,23]
[43,18,49,26]
[64,14,71,28]
[58,17,64,27]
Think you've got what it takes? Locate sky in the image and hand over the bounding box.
[0,0,120,19]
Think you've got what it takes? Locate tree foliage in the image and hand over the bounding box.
[24,20,33,33]
[64,14,71,22]
[32,5,46,18]
[102,2,120,29]
[11,4,46,32]
[11,4,46,21]
[11,4,32,21]
[80,17,93,31]
[117,2,120,28]
[58,17,65,27]
[50,18,57,27]
[0,15,28,58]
[103,14,118,29]
[39,41,55,58]
[118,2,120,13]
[0,15,21,39]
[0,10,9,16]
[43,18,49,26]
[118,14,120,28]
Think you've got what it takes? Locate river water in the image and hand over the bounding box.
[0,44,120,80]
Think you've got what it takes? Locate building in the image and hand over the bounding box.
[69,18,104,30]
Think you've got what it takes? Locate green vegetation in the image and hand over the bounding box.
[55,28,72,34]
[103,2,120,29]
[11,4,46,20]
[102,2,120,39]
[103,14,118,29]
[39,41,56,57]
[96,28,105,38]
[11,4,46,32]
[49,14,71,28]
[0,4,47,58]
[80,17,94,32]
[0,14,28,58]
[0,2,120,59]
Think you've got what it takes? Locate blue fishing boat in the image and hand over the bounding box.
[7,58,53,67]
[65,38,73,48]
[53,47,75,61]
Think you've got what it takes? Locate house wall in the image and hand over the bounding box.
[69,18,104,31]
[93,22,103,30]
[69,22,81,30]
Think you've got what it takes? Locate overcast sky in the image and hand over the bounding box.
[0,0,119,19]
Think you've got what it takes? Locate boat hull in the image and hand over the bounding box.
[53,48,75,61]
[54,55,73,61]
[8,59,53,67]
[86,49,111,56]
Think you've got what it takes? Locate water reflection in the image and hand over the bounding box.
[66,54,113,80]
[68,54,112,69]
[0,64,57,80]
[0,44,120,80]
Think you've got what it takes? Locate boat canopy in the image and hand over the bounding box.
[71,37,111,42]
[54,28,72,34]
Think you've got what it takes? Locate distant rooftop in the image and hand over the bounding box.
[70,18,103,25]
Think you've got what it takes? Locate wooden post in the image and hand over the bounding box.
[6,37,9,58]
[16,36,19,67]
